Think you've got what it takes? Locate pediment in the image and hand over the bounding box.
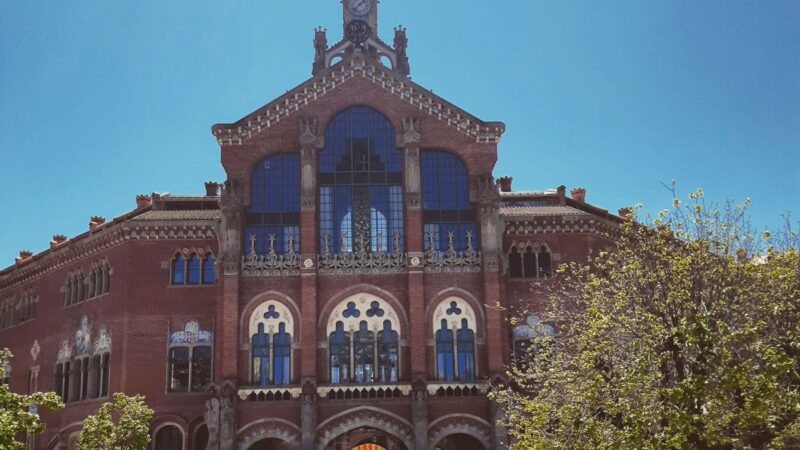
[211,53,505,146]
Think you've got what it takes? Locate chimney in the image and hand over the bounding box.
[50,234,68,250]
[497,176,513,193]
[571,187,586,204]
[618,207,633,220]
[205,182,221,197]
[136,194,150,209]
[15,250,33,265]
[557,185,566,206]
[89,216,106,231]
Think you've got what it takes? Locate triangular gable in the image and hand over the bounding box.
[211,54,506,146]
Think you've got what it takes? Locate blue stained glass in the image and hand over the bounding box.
[187,254,201,285]
[456,319,476,381]
[202,253,215,284]
[421,151,477,252]
[319,106,404,253]
[171,254,186,285]
[273,323,291,385]
[329,322,350,384]
[247,153,300,255]
[377,320,398,383]
[251,324,270,386]
[436,319,455,381]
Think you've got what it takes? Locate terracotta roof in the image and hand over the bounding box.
[500,190,556,197]
[131,210,221,221]
[500,206,591,218]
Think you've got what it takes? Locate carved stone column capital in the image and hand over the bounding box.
[396,117,420,147]
[218,180,246,277]
[400,118,422,210]
[300,118,322,212]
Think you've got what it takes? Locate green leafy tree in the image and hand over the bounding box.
[493,190,800,449]
[76,393,154,450]
[0,348,64,450]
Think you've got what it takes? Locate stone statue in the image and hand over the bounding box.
[204,398,220,450]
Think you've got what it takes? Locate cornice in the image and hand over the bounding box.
[504,216,620,238]
[212,56,506,146]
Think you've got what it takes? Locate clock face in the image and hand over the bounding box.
[349,0,373,17]
[345,20,371,44]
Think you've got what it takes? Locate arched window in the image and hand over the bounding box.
[154,425,183,450]
[319,106,404,255]
[187,254,201,285]
[194,425,209,450]
[507,243,553,279]
[432,298,478,381]
[246,153,300,256]
[326,295,403,384]
[513,315,555,362]
[172,254,186,285]
[249,301,294,386]
[421,151,477,253]
[202,253,216,284]
[167,321,213,393]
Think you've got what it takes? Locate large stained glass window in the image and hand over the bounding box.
[319,106,404,254]
[246,153,300,256]
[421,151,477,252]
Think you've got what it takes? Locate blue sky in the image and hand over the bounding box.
[1,0,798,263]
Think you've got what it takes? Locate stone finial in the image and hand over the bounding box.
[312,27,328,76]
[15,250,33,265]
[136,194,150,209]
[571,187,586,203]
[50,234,68,250]
[205,182,221,197]
[557,185,566,206]
[618,207,633,220]
[394,26,410,76]
[497,176,513,193]
[90,216,106,231]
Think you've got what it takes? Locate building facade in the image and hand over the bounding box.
[0,2,625,449]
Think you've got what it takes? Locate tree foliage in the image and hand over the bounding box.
[76,393,154,450]
[0,349,63,450]
[493,190,800,449]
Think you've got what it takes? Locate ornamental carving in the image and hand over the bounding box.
[318,232,406,275]
[94,326,112,354]
[237,421,301,450]
[241,233,300,277]
[431,297,478,333]
[326,294,401,337]
[169,320,213,345]
[423,230,481,273]
[30,340,40,361]
[428,414,492,450]
[74,316,91,356]
[399,117,420,146]
[316,408,414,450]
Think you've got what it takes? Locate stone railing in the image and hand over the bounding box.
[317,383,412,399]
[318,232,406,275]
[426,381,490,397]
[241,234,300,277]
[238,386,302,402]
[423,231,482,273]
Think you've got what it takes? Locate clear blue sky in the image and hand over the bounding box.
[1,0,798,263]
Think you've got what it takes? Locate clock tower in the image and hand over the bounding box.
[312,0,410,77]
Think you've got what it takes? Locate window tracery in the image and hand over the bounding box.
[171,250,216,286]
[327,295,401,384]
[53,317,111,403]
[167,320,213,393]
[507,242,552,279]
[245,153,300,257]
[318,106,404,267]
[0,290,37,328]
[249,301,295,386]
[432,298,477,381]
[64,259,111,306]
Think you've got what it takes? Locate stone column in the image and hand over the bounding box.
[217,180,245,381]
[299,118,323,450]
[477,176,506,374]
[490,397,509,450]
[411,386,429,450]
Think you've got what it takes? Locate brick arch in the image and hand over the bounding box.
[316,407,413,450]
[317,103,401,145]
[240,291,302,346]
[425,287,486,339]
[151,420,188,450]
[318,284,409,341]
[428,414,492,450]
[237,418,302,450]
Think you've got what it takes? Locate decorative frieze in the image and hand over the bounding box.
[317,383,412,399]
[241,234,300,277]
[318,232,406,275]
[504,217,619,237]
[426,381,490,396]
[423,231,481,273]
[238,386,302,401]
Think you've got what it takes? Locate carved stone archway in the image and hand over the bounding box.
[238,419,302,450]
[316,407,413,450]
[428,414,492,450]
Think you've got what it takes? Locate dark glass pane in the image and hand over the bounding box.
[329,322,350,384]
[273,323,292,385]
[509,248,523,279]
[246,154,301,255]
[421,151,478,252]
[90,355,101,398]
[54,363,63,398]
[172,255,185,285]
[100,354,110,397]
[377,321,398,383]
[435,320,455,381]
[187,254,201,285]
[456,319,476,381]
[191,346,213,391]
[62,362,70,403]
[194,425,209,450]
[251,325,270,386]
[202,254,216,284]
[522,246,537,278]
[80,358,89,400]
[353,321,374,383]
[155,425,183,450]
[538,248,552,278]
[168,347,190,392]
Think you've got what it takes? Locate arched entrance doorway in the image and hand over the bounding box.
[326,427,408,450]
[249,438,295,450]
[434,433,487,450]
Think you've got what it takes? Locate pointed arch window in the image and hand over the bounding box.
[513,315,555,363]
[202,253,216,284]
[171,252,216,286]
[508,243,553,279]
[421,151,477,253]
[246,153,300,256]
[319,106,404,255]
[187,254,202,285]
[167,321,213,393]
[172,254,186,285]
[327,296,402,384]
[432,298,478,381]
[249,301,294,386]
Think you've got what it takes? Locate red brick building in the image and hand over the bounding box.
[0,2,624,449]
